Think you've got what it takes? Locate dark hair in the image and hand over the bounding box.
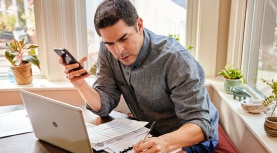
[94,0,139,36]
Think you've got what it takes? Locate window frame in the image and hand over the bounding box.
[241,0,265,86]
[226,0,248,68]
[241,0,277,88]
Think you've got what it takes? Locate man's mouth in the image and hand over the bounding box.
[120,55,129,60]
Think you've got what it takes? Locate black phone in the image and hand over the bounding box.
[54,48,88,76]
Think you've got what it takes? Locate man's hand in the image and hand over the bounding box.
[133,137,167,153]
[59,56,91,84]
[133,123,204,153]
[133,137,185,153]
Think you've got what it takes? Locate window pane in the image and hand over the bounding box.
[85,0,187,72]
[256,0,277,92]
[0,0,37,76]
[134,0,187,46]
[85,0,102,71]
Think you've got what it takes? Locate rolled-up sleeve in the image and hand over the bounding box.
[166,51,213,139]
[86,44,122,117]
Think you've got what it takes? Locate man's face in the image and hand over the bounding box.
[99,18,144,66]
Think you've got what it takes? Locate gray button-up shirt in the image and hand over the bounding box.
[88,28,218,142]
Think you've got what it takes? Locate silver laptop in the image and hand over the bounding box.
[20,89,93,153]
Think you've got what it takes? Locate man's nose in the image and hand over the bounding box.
[115,43,124,54]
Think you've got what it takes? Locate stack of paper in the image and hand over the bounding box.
[86,118,149,152]
[104,128,149,153]
[0,110,33,138]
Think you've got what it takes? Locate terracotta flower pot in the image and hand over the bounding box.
[10,62,33,85]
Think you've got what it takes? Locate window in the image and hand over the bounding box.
[0,0,37,76]
[85,0,188,72]
[242,0,277,93]
[0,0,198,82]
[134,0,187,46]
[85,0,102,69]
[256,0,277,91]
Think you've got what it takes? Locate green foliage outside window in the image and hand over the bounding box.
[0,13,16,32]
[0,0,29,33]
[168,33,180,42]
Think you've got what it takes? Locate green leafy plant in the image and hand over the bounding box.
[168,33,180,42]
[186,46,194,50]
[218,64,243,79]
[262,79,277,116]
[5,37,40,69]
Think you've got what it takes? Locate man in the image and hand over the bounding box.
[61,0,218,152]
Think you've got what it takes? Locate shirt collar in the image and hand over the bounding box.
[130,28,150,69]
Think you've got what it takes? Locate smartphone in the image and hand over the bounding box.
[54,48,88,76]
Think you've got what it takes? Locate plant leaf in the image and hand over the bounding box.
[23,55,40,69]
[5,50,16,66]
[261,79,277,115]
[26,44,38,50]
[218,64,243,79]
[28,48,37,55]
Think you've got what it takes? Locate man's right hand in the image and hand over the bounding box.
[59,56,91,85]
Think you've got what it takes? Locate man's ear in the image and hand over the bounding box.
[137,18,144,34]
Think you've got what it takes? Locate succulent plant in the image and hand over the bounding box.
[218,64,243,79]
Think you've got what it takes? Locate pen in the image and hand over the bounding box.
[139,121,156,146]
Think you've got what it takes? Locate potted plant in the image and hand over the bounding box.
[218,64,244,94]
[262,79,277,137]
[5,37,40,85]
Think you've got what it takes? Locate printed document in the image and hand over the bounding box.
[86,118,149,151]
[0,109,33,138]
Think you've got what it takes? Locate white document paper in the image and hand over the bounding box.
[105,127,149,153]
[86,118,148,151]
[0,109,33,138]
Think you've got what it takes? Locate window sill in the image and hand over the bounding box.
[206,78,277,153]
[0,77,96,106]
[0,77,95,90]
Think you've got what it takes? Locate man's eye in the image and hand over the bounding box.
[119,37,127,42]
[105,42,114,46]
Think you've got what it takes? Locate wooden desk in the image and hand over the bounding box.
[0,105,129,153]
